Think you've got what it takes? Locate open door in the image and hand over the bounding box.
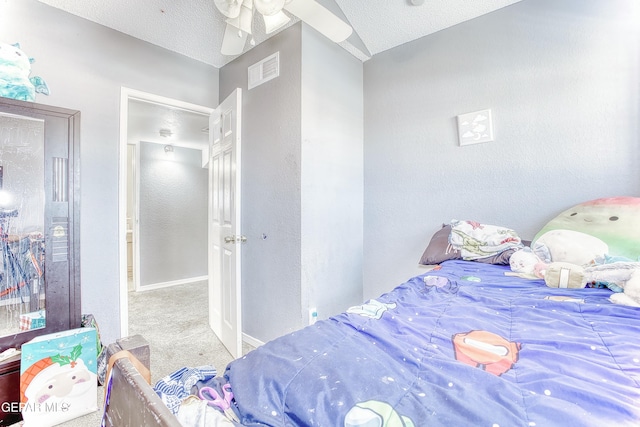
[209,89,243,358]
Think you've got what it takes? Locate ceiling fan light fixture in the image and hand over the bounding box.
[226,3,254,34]
[254,0,285,16]
[214,0,243,18]
[217,0,352,55]
[263,10,290,34]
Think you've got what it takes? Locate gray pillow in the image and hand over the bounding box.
[475,247,517,265]
[418,224,461,265]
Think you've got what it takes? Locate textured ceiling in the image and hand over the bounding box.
[35,0,524,149]
[335,0,523,56]
[37,0,523,68]
[127,100,209,150]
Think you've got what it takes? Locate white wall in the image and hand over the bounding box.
[363,0,640,299]
[0,0,219,345]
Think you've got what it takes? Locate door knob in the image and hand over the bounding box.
[224,236,235,243]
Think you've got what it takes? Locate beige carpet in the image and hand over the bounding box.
[12,280,252,427]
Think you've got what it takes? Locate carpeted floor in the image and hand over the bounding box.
[13,280,252,427]
[127,280,243,385]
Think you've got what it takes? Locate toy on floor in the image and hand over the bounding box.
[0,42,49,101]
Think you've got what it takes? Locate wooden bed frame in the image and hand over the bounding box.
[103,335,181,427]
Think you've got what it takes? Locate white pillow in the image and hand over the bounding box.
[532,229,608,266]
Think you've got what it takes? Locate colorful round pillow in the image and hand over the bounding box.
[532,197,640,262]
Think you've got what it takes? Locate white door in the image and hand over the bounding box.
[209,89,243,358]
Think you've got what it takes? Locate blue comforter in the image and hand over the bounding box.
[225,260,640,426]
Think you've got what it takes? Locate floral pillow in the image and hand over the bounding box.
[419,222,518,266]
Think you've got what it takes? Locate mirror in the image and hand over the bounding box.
[0,112,46,336]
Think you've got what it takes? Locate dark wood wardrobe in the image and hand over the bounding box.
[0,98,80,425]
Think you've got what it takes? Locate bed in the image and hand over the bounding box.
[223,259,640,426]
[103,197,640,426]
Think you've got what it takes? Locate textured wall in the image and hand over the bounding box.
[301,26,364,321]
[220,25,304,342]
[138,143,208,286]
[220,23,365,342]
[363,0,640,299]
[0,0,219,344]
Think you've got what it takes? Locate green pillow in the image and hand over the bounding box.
[532,197,640,261]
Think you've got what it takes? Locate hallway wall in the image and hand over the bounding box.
[138,143,208,287]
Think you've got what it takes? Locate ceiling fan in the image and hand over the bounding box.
[214,0,353,56]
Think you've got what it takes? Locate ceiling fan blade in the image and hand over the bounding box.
[263,10,291,34]
[221,23,248,56]
[284,0,352,43]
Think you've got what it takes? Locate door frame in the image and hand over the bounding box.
[118,87,214,337]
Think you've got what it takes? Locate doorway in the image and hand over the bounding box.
[118,88,213,337]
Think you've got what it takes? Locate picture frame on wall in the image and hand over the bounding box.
[457,109,494,146]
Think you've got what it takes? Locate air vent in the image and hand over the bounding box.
[248,52,280,90]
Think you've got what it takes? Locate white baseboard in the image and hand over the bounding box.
[135,275,208,292]
[242,332,265,349]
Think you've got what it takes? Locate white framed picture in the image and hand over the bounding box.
[457,109,493,146]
